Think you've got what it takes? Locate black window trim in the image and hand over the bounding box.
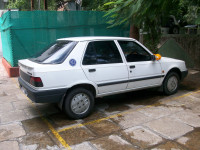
[81,40,124,66]
[29,40,78,65]
[116,40,153,63]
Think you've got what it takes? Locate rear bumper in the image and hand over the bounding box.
[181,70,188,81]
[18,77,67,103]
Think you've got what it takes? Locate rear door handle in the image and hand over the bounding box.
[130,65,135,69]
[88,69,96,72]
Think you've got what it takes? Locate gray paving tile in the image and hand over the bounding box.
[0,110,28,124]
[0,123,26,141]
[144,117,194,139]
[171,110,200,127]
[0,141,19,150]
[121,126,163,149]
[113,111,153,129]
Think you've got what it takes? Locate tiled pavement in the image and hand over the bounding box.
[0,59,200,150]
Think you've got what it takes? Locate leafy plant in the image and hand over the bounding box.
[7,0,57,11]
[104,0,180,51]
[7,0,31,11]
[178,0,200,25]
[82,0,114,11]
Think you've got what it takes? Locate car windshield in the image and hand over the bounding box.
[29,40,78,64]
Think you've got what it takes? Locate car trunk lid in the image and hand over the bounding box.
[18,59,39,76]
[18,59,42,82]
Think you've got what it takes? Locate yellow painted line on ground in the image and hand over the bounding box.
[58,89,200,133]
[11,78,71,150]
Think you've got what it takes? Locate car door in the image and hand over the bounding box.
[117,40,163,89]
[81,40,129,94]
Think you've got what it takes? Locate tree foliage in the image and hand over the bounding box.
[105,0,179,51]
[7,0,57,11]
[82,0,113,11]
[7,0,31,11]
[105,0,200,51]
[178,0,200,24]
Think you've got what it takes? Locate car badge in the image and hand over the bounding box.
[69,59,76,66]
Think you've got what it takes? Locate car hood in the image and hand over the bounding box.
[159,57,184,63]
[159,57,187,72]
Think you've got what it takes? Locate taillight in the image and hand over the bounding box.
[30,77,43,87]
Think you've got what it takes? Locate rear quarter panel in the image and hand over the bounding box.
[33,41,98,93]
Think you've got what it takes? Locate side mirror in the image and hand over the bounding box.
[154,54,162,61]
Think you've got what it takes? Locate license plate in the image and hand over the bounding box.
[20,86,27,96]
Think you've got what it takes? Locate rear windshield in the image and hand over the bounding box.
[29,41,78,64]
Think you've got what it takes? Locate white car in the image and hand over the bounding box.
[18,37,188,119]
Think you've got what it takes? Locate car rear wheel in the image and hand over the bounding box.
[163,72,180,95]
[63,88,94,119]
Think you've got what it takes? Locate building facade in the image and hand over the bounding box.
[0,0,8,9]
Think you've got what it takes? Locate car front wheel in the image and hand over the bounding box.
[163,72,180,95]
[63,88,94,119]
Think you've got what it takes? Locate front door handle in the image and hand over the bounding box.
[130,65,135,69]
[88,69,96,72]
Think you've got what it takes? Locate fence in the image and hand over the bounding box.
[0,11,129,67]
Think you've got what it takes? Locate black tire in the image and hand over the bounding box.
[172,26,179,34]
[63,88,94,119]
[163,72,180,95]
[169,26,179,34]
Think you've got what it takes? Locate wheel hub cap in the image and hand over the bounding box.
[167,76,178,92]
[71,93,90,115]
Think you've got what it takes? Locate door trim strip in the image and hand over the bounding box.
[97,75,164,87]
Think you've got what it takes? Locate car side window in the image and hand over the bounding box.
[118,41,151,62]
[83,41,122,65]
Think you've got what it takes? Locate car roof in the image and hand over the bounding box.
[57,36,135,42]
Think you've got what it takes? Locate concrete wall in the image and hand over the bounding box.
[160,35,200,70]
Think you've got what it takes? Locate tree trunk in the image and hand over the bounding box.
[31,0,34,11]
[44,0,48,10]
[130,25,139,41]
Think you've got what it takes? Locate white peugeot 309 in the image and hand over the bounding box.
[18,37,188,119]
